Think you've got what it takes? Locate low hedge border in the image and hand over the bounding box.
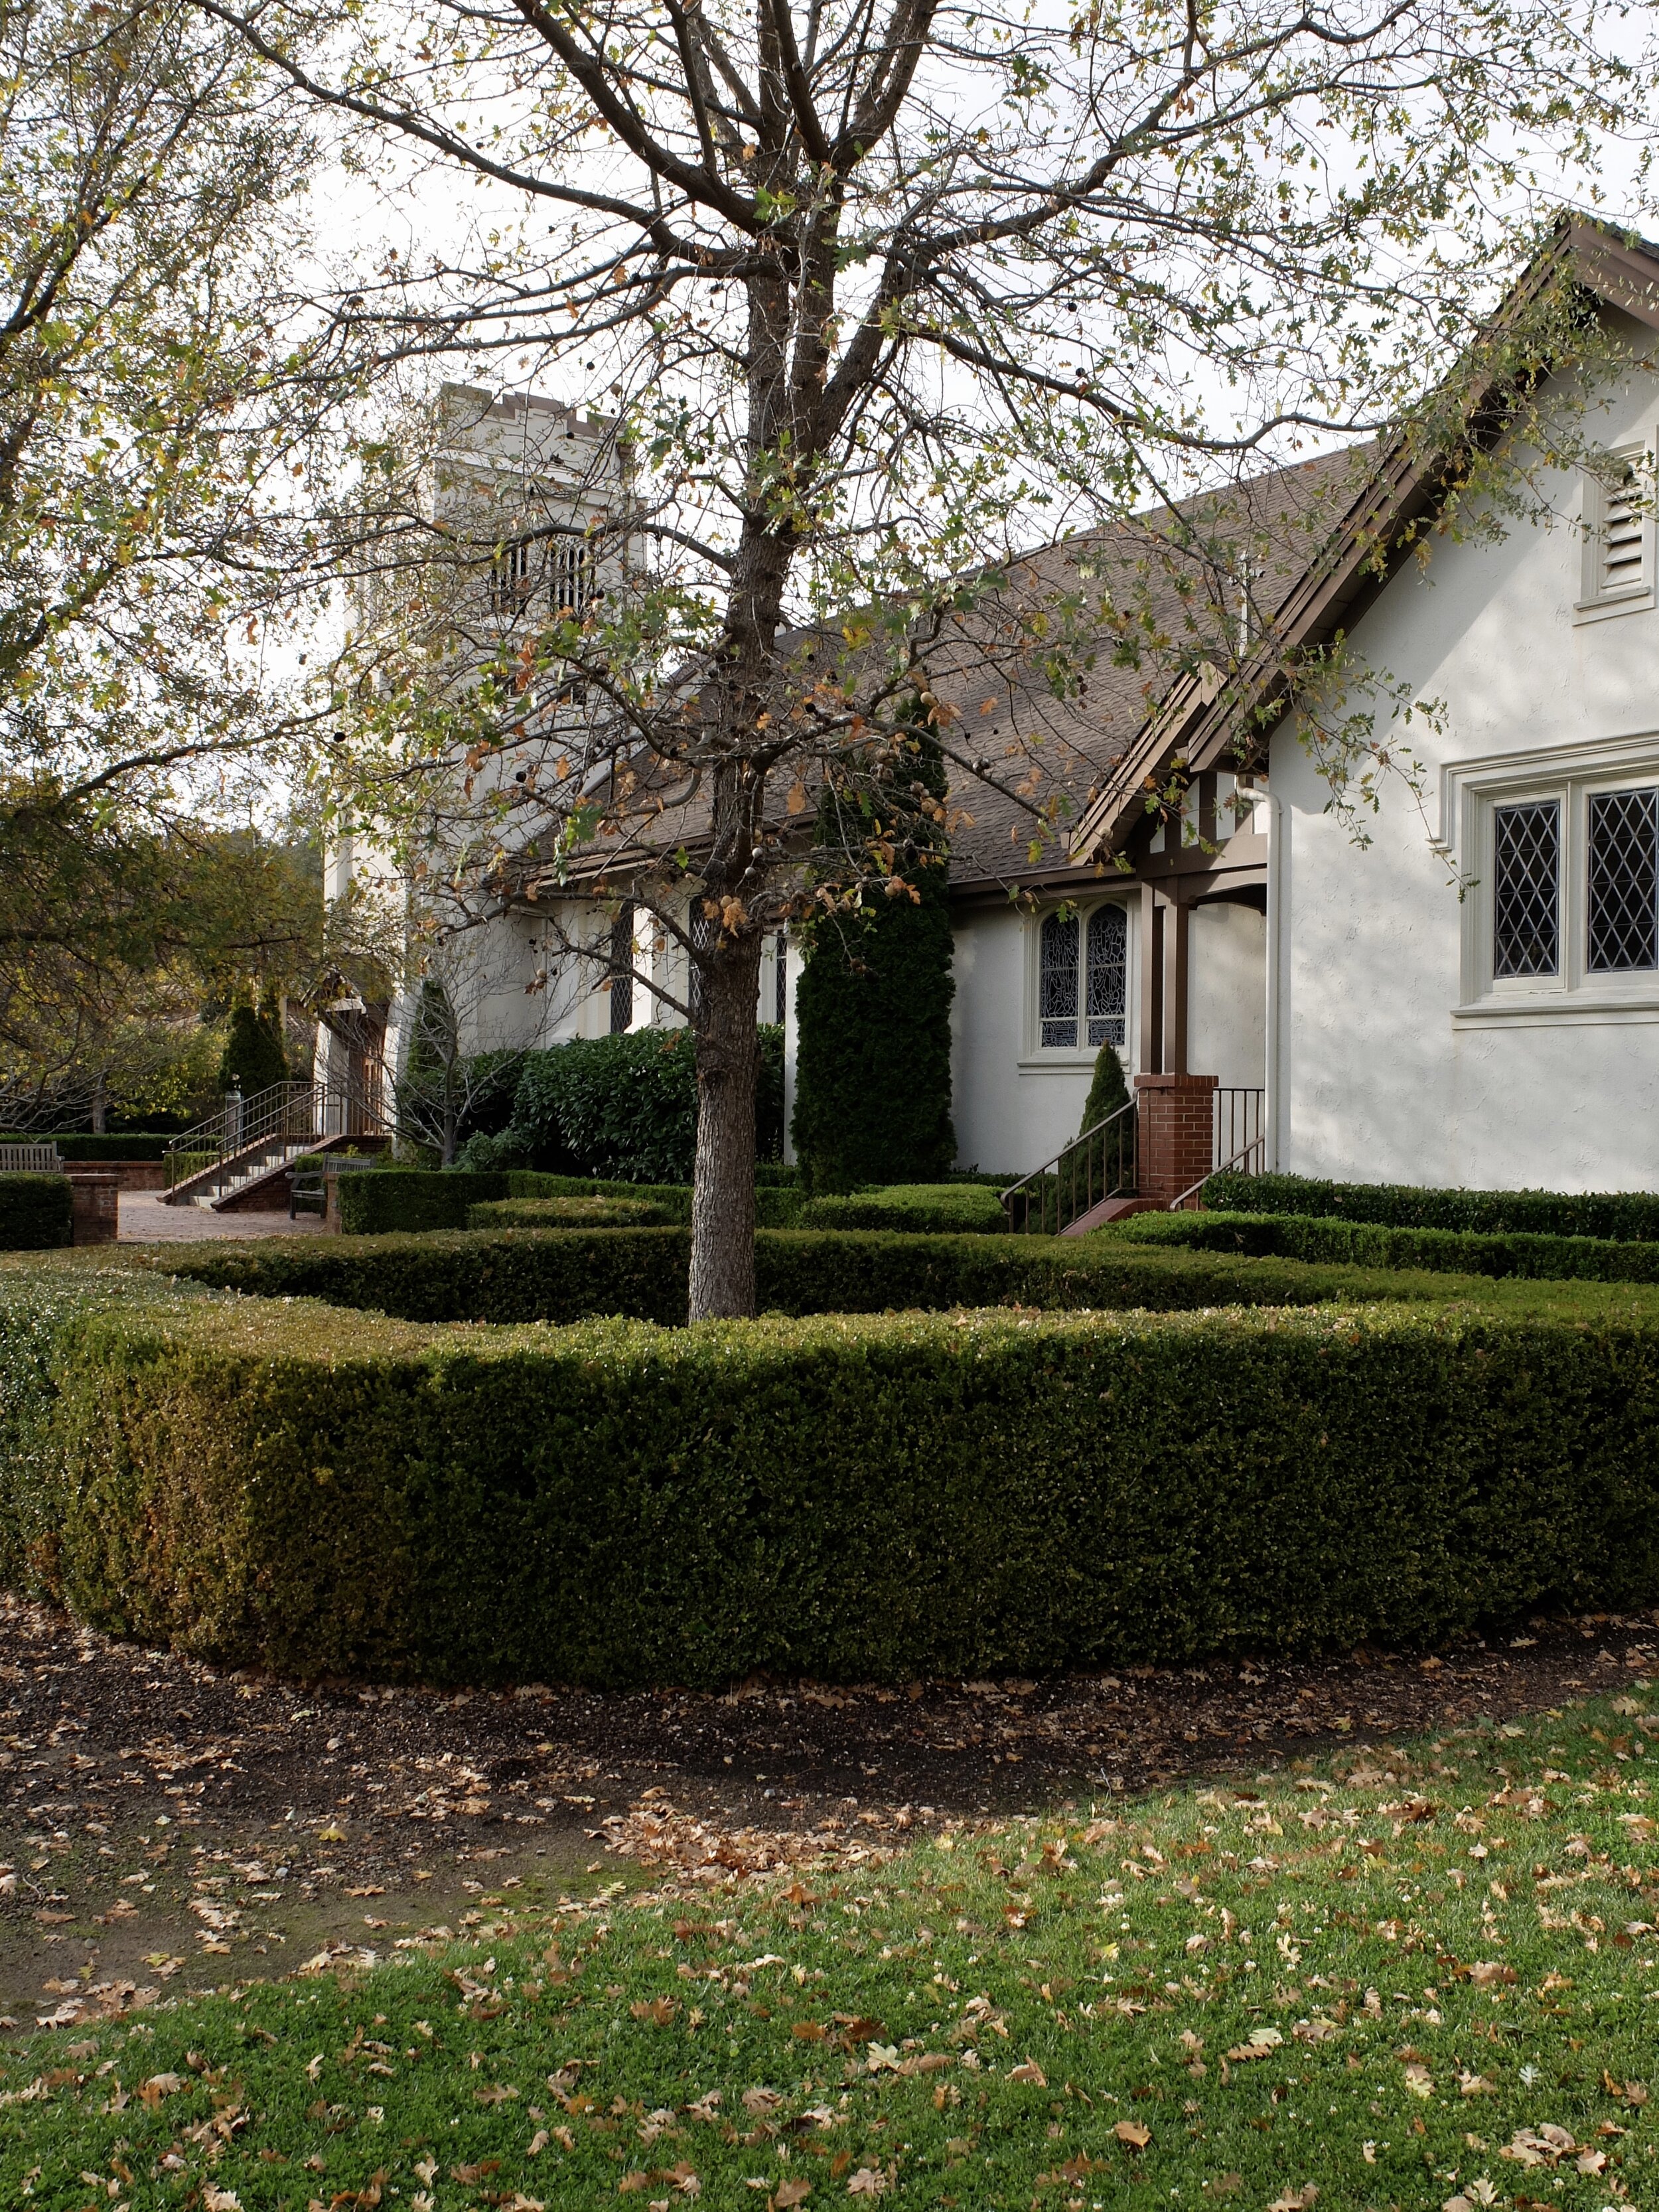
[7,1258,1659,1686]
[0,1174,73,1251]
[133,1222,1659,1330]
[798,1183,1007,1234]
[1207,1170,1659,1242]
[1115,1208,1659,1284]
[466,1196,674,1230]
[340,1169,808,1234]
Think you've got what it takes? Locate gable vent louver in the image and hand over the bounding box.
[1601,465,1646,596]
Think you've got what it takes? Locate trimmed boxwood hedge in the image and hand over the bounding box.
[6,1262,1659,1686]
[467,1195,674,1230]
[1114,1208,1659,1284]
[340,1169,808,1236]
[0,1175,72,1251]
[798,1183,1007,1234]
[135,1222,1659,1329]
[1207,1170,1659,1242]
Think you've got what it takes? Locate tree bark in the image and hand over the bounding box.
[687,926,762,1320]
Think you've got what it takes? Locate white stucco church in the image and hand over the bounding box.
[325,218,1659,1201]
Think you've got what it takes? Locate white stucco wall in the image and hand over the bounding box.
[948,894,1267,1179]
[1270,329,1659,1191]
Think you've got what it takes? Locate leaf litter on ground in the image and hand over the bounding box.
[5,1683,1659,2206]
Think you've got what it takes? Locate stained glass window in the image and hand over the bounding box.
[1039,911,1078,1047]
[1086,905,1127,1047]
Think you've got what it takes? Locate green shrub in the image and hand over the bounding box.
[11,1262,1659,1686]
[339,1167,808,1236]
[0,1175,73,1250]
[755,1184,807,1227]
[792,725,956,1193]
[1207,1171,1659,1242]
[798,1182,1007,1234]
[216,995,288,1098]
[480,1025,788,1184]
[145,1218,1659,1331]
[1112,1208,1659,1284]
[467,1195,674,1230]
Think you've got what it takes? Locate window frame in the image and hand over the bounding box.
[1448,735,1659,1022]
[1023,897,1136,1067]
[1575,438,1656,623]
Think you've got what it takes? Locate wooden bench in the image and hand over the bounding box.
[289,1151,382,1220]
[0,1143,64,1174]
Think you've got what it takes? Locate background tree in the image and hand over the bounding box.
[0,818,326,1128]
[225,0,1658,1314]
[0,0,370,1124]
[792,725,955,1192]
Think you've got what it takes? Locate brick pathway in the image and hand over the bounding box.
[117,1193,329,1242]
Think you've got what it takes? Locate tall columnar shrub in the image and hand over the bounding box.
[791,730,956,1192]
[1079,1040,1129,1137]
[216,990,288,1098]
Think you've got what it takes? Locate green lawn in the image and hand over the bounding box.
[4,1686,1657,2210]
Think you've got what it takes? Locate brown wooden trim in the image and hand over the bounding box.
[1165,899,1190,1076]
[1066,219,1659,861]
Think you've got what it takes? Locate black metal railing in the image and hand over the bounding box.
[1169,1086,1267,1210]
[163,1078,389,1201]
[1000,1098,1136,1234]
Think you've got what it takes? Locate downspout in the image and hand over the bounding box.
[1263,786,1285,1172]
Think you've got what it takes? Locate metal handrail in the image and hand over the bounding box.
[164,1078,389,1199]
[1000,1097,1137,1234]
[1168,1127,1269,1212]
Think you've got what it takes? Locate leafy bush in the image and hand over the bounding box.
[10,1261,1659,1686]
[473,1024,787,1183]
[1113,1208,1659,1284]
[1207,1171,1659,1242]
[467,1195,674,1230]
[0,1176,72,1250]
[797,1183,1007,1234]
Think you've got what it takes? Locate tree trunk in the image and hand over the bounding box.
[688,928,762,1320]
[90,1070,106,1134]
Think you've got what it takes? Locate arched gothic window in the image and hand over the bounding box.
[1040,904,1128,1050]
[1039,911,1078,1047]
[1086,905,1127,1046]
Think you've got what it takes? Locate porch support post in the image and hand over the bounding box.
[1139,882,1163,1074]
[1163,895,1190,1078]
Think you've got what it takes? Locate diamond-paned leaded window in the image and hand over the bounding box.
[1039,911,1079,1047]
[1086,905,1127,1047]
[1492,800,1560,978]
[1587,786,1659,972]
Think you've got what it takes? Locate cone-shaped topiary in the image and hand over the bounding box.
[1078,1038,1129,1138]
[218,988,289,1097]
[792,716,956,1193]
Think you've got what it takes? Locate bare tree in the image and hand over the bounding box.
[213,0,1657,1314]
